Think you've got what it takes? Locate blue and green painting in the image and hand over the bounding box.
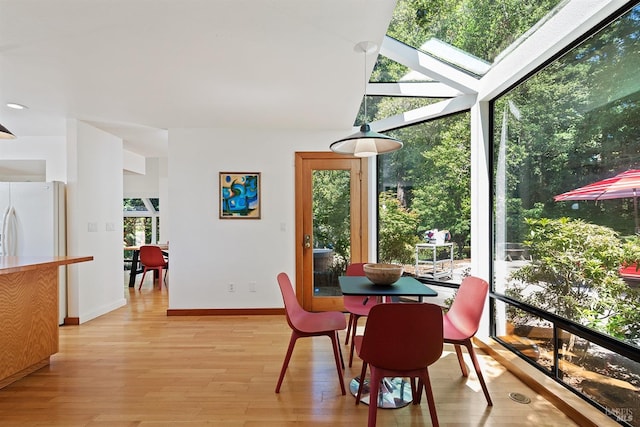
[220,173,260,218]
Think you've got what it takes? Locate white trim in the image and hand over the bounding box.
[370,94,477,132]
[367,82,463,98]
[381,36,480,94]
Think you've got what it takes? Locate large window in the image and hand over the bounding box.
[492,4,640,425]
[378,112,471,284]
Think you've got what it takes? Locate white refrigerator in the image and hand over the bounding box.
[0,181,67,324]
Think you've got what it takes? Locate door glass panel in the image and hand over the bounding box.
[312,169,351,297]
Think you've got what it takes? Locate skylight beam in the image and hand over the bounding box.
[368,94,476,132]
[367,82,462,98]
[381,36,479,94]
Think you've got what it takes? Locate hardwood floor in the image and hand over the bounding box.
[0,281,593,426]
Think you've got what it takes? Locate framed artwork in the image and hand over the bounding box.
[219,172,261,219]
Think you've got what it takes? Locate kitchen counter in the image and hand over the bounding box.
[0,255,93,388]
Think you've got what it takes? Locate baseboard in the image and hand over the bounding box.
[0,357,49,389]
[166,308,284,316]
[63,317,80,325]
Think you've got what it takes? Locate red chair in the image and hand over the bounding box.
[443,275,493,406]
[354,303,443,427]
[343,262,379,367]
[275,272,347,395]
[138,245,168,290]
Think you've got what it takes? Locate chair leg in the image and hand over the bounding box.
[275,332,299,393]
[454,343,469,376]
[420,370,439,427]
[355,361,368,405]
[367,370,381,427]
[138,268,148,290]
[348,315,360,367]
[345,314,354,345]
[411,377,419,404]
[463,339,493,406]
[329,331,346,395]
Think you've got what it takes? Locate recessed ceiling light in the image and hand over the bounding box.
[6,103,27,110]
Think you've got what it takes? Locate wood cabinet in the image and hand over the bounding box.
[0,256,92,388]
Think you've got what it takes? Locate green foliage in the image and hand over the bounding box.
[495,6,640,239]
[388,0,560,62]
[508,218,640,341]
[378,191,420,264]
[312,170,351,263]
[411,116,471,254]
[375,0,562,256]
[123,217,151,245]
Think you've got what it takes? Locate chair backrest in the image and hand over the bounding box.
[446,276,489,338]
[346,262,366,276]
[359,303,443,370]
[139,245,166,267]
[277,272,307,331]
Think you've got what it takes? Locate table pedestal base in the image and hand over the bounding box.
[349,377,413,409]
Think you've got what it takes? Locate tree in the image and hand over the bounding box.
[508,217,640,342]
[378,191,420,264]
[312,170,351,265]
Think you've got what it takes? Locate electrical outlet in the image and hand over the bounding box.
[248,281,256,292]
[228,283,235,292]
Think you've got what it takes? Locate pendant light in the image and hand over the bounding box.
[330,41,402,157]
[0,123,16,139]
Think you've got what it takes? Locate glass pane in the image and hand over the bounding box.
[387,0,563,65]
[354,95,447,126]
[312,169,351,297]
[494,300,551,373]
[123,217,151,246]
[123,198,147,212]
[556,330,640,426]
[378,112,471,284]
[493,4,640,348]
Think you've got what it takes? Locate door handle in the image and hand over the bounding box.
[304,234,311,248]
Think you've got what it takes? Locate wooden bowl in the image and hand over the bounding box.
[363,263,403,285]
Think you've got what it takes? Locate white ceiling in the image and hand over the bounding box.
[0,0,397,158]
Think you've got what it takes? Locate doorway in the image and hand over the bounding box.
[295,152,368,311]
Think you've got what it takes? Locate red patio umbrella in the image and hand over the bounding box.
[554,169,640,233]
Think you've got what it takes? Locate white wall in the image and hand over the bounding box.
[167,127,339,309]
[66,120,126,322]
[123,157,160,198]
[0,136,66,181]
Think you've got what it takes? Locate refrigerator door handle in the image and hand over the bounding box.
[1,205,9,256]
[3,206,17,256]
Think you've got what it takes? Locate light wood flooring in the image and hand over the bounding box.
[0,281,588,426]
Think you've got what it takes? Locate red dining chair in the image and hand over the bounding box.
[443,275,493,406]
[138,245,168,290]
[343,262,379,367]
[275,272,347,395]
[354,302,443,427]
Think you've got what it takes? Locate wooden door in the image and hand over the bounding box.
[295,152,368,311]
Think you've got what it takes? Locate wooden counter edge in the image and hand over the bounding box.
[0,256,94,275]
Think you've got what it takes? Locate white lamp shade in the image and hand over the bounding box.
[330,124,403,156]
